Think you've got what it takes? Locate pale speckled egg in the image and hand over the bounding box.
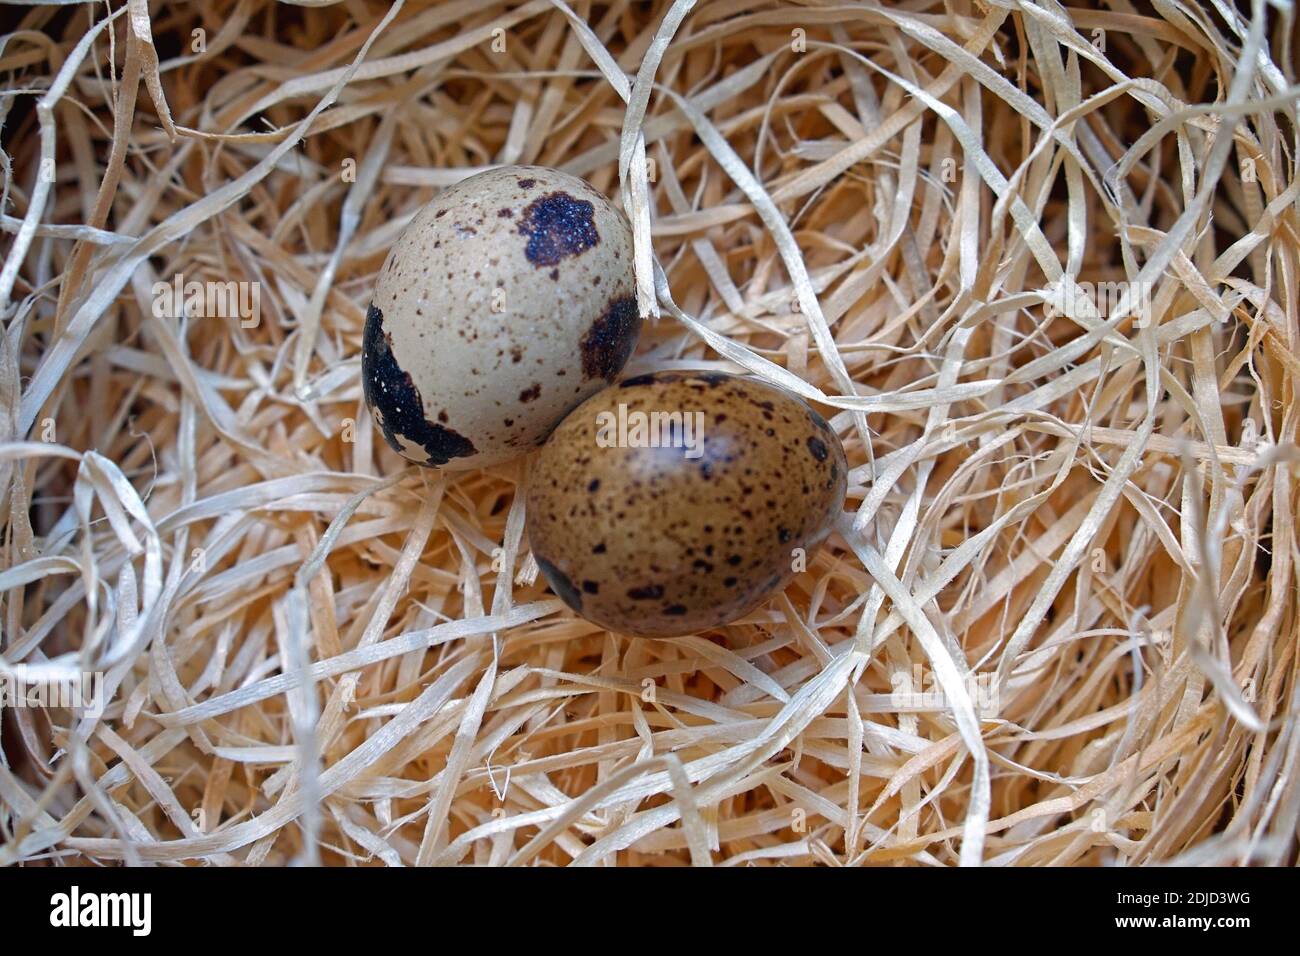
[526,371,848,638]
[362,165,640,470]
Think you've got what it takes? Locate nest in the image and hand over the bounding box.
[1,0,1298,867]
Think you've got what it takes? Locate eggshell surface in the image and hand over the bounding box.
[363,165,640,469]
[526,371,848,637]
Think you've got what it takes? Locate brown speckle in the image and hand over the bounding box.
[517,191,599,267]
[580,296,641,381]
[536,555,581,612]
[361,305,476,466]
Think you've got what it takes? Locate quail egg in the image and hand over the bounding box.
[526,371,847,637]
[362,165,641,469]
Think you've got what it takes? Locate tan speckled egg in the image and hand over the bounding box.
[362,165,640,470]
[526,371,848,638]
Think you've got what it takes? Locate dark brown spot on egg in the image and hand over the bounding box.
[361,305,477,466]
[620,373,659,388]
[517,191,599,267]
[807,436,829,461]
[628,584,664,600]
[518,178,536,189]
[519,383,541,403]
[580,296,641,381]
[536,555,582,612]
